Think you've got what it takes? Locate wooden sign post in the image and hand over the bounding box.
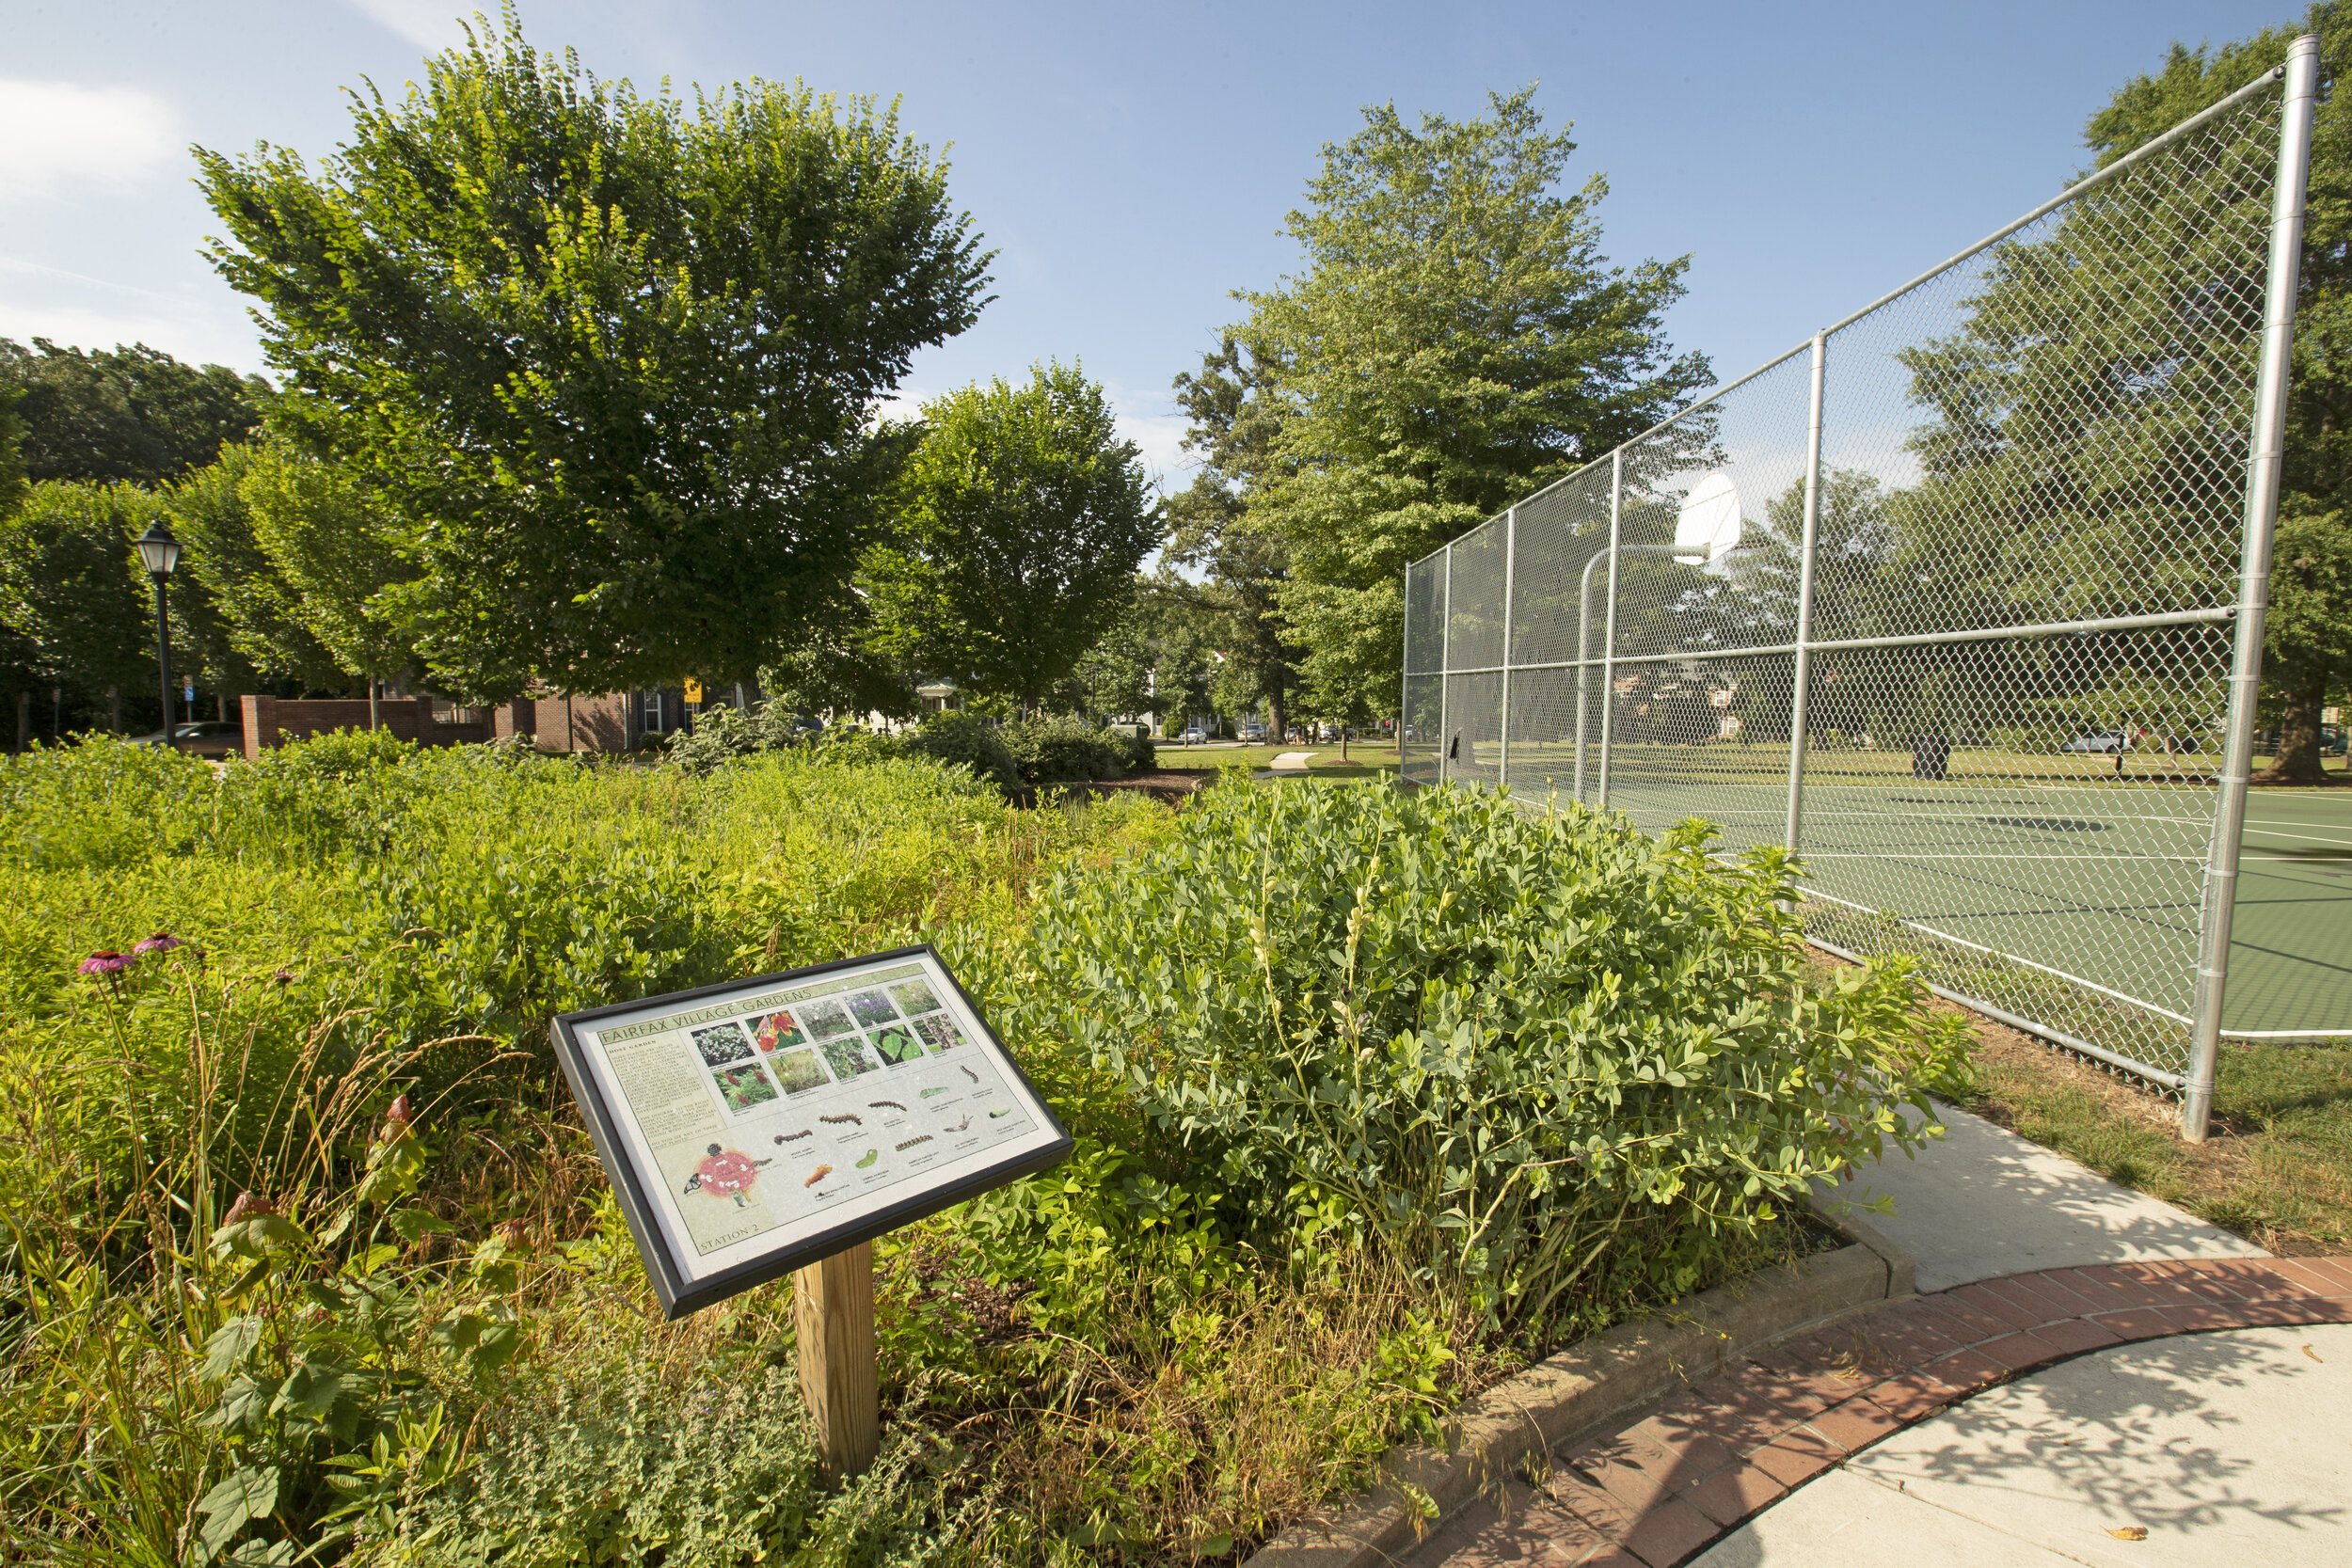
[549,945,1071,1469]
[793,1241,879,1477]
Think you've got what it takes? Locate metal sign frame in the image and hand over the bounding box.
[553,943,1072,1318]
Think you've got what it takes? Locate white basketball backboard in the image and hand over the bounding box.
[1674,472,1743,563]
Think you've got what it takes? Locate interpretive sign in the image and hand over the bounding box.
[551,944,1071,1319]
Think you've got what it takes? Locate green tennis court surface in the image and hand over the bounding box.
[1484,744,2352,1040]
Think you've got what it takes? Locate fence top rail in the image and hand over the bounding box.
[1403,59,2291,577]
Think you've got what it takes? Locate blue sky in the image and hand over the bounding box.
[0,0,2305,488]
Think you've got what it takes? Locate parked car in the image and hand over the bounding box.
[2059,732,2128,754]
[1182,723,1208,745]
[128,721,246,757]
[1239,721,1267,742]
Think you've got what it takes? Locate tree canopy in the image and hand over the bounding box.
[1185,87,1708,715]
[196,12,991,700]
[1889,7,2352,780]
[862,363,1158,709]
[0,339,270,487]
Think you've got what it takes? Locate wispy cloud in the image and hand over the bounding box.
[341,0,482,53]
[0,81,181,204]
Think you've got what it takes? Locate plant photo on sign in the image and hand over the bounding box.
[714,1063,781,1113]
[869,1024,925,1066]
[847,989,901,1028]
[751,1009,807,1053]
[691,1022,754,1069]
[769,1049,832,1095]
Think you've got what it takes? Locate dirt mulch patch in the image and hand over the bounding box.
[1015,769,1218,807]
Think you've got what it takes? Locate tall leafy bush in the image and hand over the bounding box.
[1013,781,1967,1326]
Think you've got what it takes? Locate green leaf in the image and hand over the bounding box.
[387,1208,453,1243]
[196,1465,279,1558]
[200,1315,265,1383]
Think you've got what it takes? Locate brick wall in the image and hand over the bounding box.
[239,695,491,759]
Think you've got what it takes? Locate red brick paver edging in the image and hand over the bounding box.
[1415,1257,2352,1568]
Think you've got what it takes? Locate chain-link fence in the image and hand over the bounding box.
[1401,40,2326,1139]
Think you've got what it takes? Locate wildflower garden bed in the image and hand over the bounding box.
[0,734,1965,1564]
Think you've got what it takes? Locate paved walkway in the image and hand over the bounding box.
[1408,1106,2350,1568]
[1816,1101,2265,1291]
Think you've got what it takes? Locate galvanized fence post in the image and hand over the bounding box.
[1439,542,1454,784]
[1500,507,1517,794]
[1596,447,1623,809]
[1784,331,1829,853]
[2185,33,2320,1142]
[1399,565,1411,779]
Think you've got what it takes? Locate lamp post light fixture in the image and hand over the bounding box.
[134,520,183,751]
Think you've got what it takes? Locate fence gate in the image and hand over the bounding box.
[1401,38,2325,1141]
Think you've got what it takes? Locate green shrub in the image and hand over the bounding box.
[806,721,906,769]
[1012,780,1968,1329]
[1104,727,1157,774]
[1000,714,1120,785]
[370,1362,974,1568]
[902,710,1020,794]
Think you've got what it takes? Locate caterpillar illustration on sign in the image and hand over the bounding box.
[895,1134,933,1152]
[804,1164,832,1186]
[774,1129,813,1144]
[855,1148,880,1168]
[868,1100,907,1113]
[960,1065,978,1083]
[820,1113,862,1126]
[919,1085,950,1099]
[946,1114,971,1132]
[989,1108,1012,1119]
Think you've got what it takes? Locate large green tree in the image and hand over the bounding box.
[862,363,1158,709]
[0,339,269,486]
[164,447,347,694]
[1957,8,2352,782]
[1197,87,1709,716]
[238,446,419,724]
[0,483,159,725]
[195,12,990,700]
[1168,334,1303,738]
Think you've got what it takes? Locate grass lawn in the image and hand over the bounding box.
[1947,1001,2352,1255]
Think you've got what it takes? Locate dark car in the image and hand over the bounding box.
[128,721,246,757]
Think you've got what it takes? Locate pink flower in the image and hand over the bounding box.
[133,932,182,956]
[79,951,133,977]
[385,1094,413,1129]
[223,1191,275,1226]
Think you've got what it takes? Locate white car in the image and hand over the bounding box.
[1182,724,1208,745]
[2060,733,2128,754]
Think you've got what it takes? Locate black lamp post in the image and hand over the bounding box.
[134,520,183,748]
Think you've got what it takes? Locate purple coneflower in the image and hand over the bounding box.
[133,932,182,956]
[79,950,133,978]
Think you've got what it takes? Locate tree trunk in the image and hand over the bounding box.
[2253,666,2331,784]
[107,686,120,734]
[367,673,380,733]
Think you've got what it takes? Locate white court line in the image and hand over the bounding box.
[1800,854,2199,863]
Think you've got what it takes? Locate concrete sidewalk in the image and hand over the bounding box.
[1404,1103,2345,1568]
[1815,1101,2265,1291]
[1691,1321,2351,1565]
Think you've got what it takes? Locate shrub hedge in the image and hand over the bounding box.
[0,735,1962,1564]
